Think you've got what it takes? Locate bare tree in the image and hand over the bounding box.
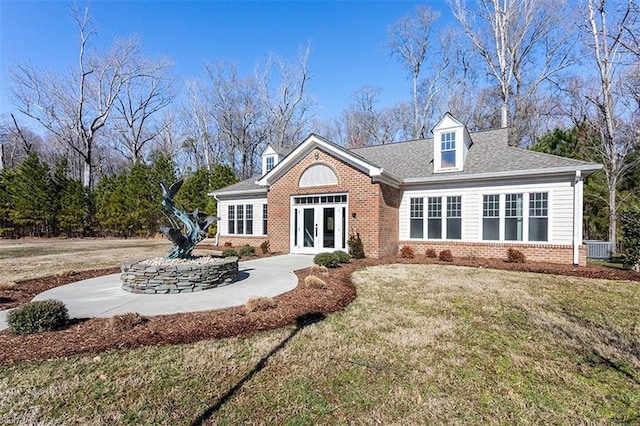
[450,0,576,144]
[0,115,44,170]
[185,80,217,170]
[9,6,143,187]
[258,45,316,148]
[386,6,455,139]
[339,86,403,148]
[578,0,639,245]
[205,62,268,179]
[109,57,175,164]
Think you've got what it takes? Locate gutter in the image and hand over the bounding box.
[212,194,221,246]
[403,164,602,185]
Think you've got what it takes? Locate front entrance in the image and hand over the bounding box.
[291,194,348,254]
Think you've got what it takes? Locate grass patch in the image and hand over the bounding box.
[1,264,638,424]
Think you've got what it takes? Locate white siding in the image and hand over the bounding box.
[217,197,268,236]
[399,176,576,245]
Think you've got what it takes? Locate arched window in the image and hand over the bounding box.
[299,164,338,187]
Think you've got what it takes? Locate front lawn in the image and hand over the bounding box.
[1,264,638,424]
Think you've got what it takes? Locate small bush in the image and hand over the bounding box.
[507,248,526,263]
[314,252,340,268]
[260,240,270,254]
[245,296,277,313]
[333,250,350,263]
[439,249,453,262]
[348,233,365,259]
[221,248,238,258]
[400,246,415,258]
[425,248,437,258]
[7,299,69,335]
[55,269,77,278]
[238,245,256,257]
[304,275,328,290]
[108,312,146,331]
[310,265,329,276]
[223,241,232,247]
[0,281,16,291]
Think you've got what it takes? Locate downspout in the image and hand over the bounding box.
[573,170,583,265]
[213,194,221,246]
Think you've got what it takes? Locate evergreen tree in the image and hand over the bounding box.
[10,152,55,236]
[0,169,17,237]
[53,157,91,237]
[95,173,130,236]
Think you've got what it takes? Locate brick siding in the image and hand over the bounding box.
[398,240,587,266]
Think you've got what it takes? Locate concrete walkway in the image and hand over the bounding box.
[0,254,314,330]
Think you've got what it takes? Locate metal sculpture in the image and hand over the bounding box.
[160,181,219,259]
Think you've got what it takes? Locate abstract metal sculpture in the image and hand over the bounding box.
[160,181,219,259]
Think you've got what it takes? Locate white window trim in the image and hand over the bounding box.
[408,195,464,241]
[479,191,552,243]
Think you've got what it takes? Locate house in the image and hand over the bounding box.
[210,113,602,265]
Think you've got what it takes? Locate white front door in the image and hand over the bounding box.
[291,195,347,254]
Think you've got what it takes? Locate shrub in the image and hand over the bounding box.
[622,210,640,272]
[439,249,453,262]
[55,269,77,278]
[245,296,277,313]
[108,312,146,331]
[0,281,16,291]
[425,248,437,258]
[221,248,238,258]
[260,240,270,254]
[507,248,526,263]
[400,246,415,258]
[314,252,340,268]
[348,233,365,259]
[238,245,256,257]
[304,275,328,290]
[7,299,69,335]
[310,265,329,276]
[333,250,350,263]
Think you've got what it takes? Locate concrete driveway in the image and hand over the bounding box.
[0,254,314,330]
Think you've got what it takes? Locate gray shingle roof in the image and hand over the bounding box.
[212,175,264,195]
[351,127,599,180]
[214,127,601,195]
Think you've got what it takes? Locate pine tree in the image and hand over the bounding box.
[10,152,55,236]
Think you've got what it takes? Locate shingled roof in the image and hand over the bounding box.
[351,127,600,181]
[213,127,601,195]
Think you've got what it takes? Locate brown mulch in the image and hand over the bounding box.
[1,255,638,365]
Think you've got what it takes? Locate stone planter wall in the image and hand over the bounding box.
[121,256,239,294]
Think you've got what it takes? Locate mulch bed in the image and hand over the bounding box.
[1,255,638,365]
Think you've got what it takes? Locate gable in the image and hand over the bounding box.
[257,134,400,188]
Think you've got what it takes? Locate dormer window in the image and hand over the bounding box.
[441,132,456,168]
[432,113,471,173]
[266,156,275,172]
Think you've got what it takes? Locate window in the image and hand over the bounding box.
[266,156,274,172]
[446,196,462,240]
[236,205,244,235]
[505,193,523,241]
[262,204,268,235]
[410,198,423,238]
[441,131,456,168]
[427,197,442,239]
[483,194,500,240]
[529,192,548,241]
[228,205,235,235]
[245,205,253,235]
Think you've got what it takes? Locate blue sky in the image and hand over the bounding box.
[0,0,456,123]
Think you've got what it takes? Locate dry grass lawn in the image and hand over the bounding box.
[1,263,638,424]
[0,238,173,282]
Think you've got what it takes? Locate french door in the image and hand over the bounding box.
[291,195,347,254]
